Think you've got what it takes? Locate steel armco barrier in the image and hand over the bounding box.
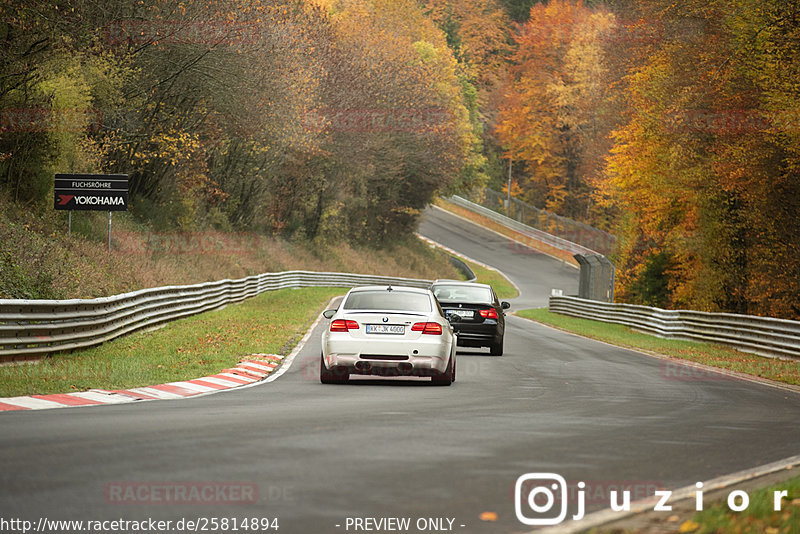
[0,271,432,361]
[446,195,597,256]
[549,295,800,360]
[448,257,476,282]
[458,188,616,256]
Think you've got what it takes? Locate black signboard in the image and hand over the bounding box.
[54,173,128,212]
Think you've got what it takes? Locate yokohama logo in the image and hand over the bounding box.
[55,173,129,212]
[71,196,125,206]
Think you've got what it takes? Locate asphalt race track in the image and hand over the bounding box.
[419,206,579,309]
[2,207,799,533]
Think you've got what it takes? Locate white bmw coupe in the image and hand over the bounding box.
[320,285,457,385]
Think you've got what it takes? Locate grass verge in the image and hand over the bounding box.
[0,287,344,397]
[682,476,800,534]
[0,192,459,299]
[516,308,800,386]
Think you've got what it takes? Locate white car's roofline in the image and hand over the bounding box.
[348,285,431,294]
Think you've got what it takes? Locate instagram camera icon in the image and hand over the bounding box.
[515,473,568,526]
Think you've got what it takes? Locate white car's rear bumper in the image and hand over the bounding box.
[323,335,453,376]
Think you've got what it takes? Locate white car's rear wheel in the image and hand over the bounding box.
[431,355,455,386]
[320,353,349,384]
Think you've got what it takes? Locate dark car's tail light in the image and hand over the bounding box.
[330,319,359,332]
[479,308,498,319]
[411,322,443,335]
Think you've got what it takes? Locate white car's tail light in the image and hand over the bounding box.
[330,319,359,332]
[411,322,443,335]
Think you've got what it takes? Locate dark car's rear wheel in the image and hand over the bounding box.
[432,354,455,386]
[489,338,504,356]
[320,353,349,384]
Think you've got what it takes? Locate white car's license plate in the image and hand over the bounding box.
[448,310,474,318]
[366,324,405,334]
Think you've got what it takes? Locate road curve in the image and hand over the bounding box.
[1,207,798,533]
[419,205,578,309]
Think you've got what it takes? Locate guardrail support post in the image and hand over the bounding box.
[574,254,590,299]
[574,253,615,302]
[597,255,615,302]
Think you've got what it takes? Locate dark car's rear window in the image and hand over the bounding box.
[432,285,492,303]
[343,291,432,312]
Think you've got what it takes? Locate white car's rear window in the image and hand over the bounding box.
[343,291,432,312]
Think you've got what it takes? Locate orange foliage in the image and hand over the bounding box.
[496,0,617,217]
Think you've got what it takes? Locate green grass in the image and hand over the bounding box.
[516,308,800,386]
[0,287,344,397]
[454,257,519,300]
[684,476,800,533]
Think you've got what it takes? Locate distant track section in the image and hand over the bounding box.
[446,195,596,256]
[451,190,615,255]
[0,271,431,362]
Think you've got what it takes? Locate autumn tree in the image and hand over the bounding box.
[496,0,618,219]
[423,0,513,193]
[603,0,800,318]
[1,0,476,243]
[0,0,124,203]
[306,0,477,240]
